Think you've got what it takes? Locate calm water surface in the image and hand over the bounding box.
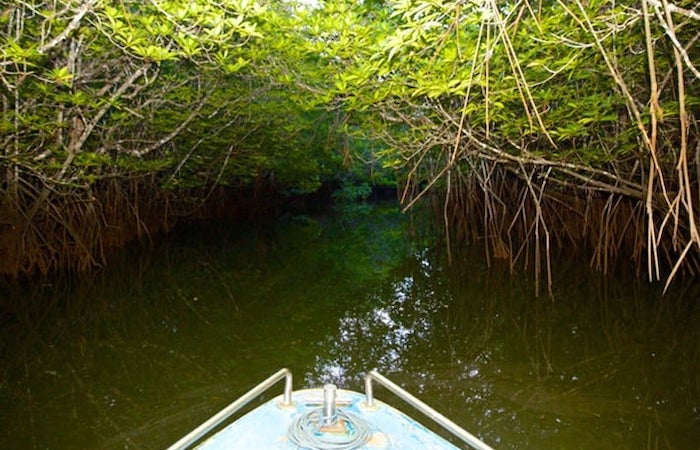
[1,203,698,449]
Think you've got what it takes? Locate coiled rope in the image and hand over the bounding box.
[287,408,372,450]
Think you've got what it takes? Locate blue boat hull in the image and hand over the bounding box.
[196,388,461,449]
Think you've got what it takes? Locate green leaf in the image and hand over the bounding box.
[48,66,73,86]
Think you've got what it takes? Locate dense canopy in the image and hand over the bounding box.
[1,0,699,291]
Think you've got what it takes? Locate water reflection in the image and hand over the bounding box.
[0,204,698,449]
[303,241,700,449]
[304,248,448,388]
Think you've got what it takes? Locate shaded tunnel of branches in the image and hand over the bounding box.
[0,0,698,293]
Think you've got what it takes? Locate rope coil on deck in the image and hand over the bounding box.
[287,408,372,450]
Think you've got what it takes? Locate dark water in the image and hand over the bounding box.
[1,203,698,449]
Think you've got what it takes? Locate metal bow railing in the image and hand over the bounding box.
[364,370,495,450]
[166,368,293,450]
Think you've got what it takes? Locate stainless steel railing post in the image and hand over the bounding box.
[364,373,375,407]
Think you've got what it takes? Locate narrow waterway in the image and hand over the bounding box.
[1,202,698,449]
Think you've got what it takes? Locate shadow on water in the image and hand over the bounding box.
[433,261,700,449]
[1,201,699,449]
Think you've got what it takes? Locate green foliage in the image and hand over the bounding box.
[2,0,697,226]
[332,179,373,217]
[312,0,697,194]
[333,180,372,204]
[1,0,335,196]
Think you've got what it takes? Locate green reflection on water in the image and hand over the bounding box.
[1,202,698,449]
